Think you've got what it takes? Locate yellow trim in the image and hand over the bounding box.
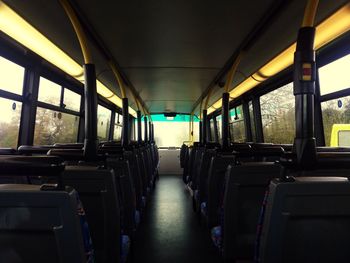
[207,3,350,114]
[108,61,127,99]
[59,0,92,64]
[302,0,319,27]
[224,51,244,93]
[0,1,83,78]
[330,124,350,146]
[0,1,136,117]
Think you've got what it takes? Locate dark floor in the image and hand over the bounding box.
[132,175,222,263]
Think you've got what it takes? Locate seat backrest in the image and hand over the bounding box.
[223,162,281,261]
[106,157,136,236]
[207,153,236,227]
[191,146,205,189]
[259,177,350,263]
[62,165,121,263]
[0,184,85,263]
[18,145,53,155]
[180,144,188,168]
[197,149,217,202]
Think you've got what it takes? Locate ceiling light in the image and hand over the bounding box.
[0,1,137,117]
[208,3,350,113]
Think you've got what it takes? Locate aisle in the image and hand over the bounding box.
[132,175,221,263]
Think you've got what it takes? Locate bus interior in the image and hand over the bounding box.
[0,0,349,262]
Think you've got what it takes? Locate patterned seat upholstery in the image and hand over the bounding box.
[121,235,131,263]
[75,190,95,263]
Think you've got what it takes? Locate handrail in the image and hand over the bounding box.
[59,0,92,64]
[108,61,127,98]
[224,51,244,93]
[302,0,319,27]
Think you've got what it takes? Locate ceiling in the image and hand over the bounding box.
[4,0,349,114]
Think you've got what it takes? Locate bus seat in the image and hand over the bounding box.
[222,162,281,262]
[206,153,236,228]
[0,184,86,263]
[0,148,17,155]
[18,145,54,155]
[62,165,122,263]
[258,177,350,263]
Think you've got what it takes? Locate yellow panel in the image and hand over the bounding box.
[208,3,350,111]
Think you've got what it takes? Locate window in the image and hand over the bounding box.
[0,98,22,148]
[34,107,79,145]
[35,77,81,145]
[216,115,222,142]
[338,130,350,147]
[260,83,295,144]
[210,118,215,141]
[114,113,122,141]
[321,96,350,146]
[97,105,111,141]
[150,114,199,147]
[64,88,81,112]
[248,101,256,142]
[38,77,62,106]
[319,54,350,96]
[230,105,245,142]
[0,56,25,95]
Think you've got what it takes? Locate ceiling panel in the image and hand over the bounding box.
[4,0,349,114]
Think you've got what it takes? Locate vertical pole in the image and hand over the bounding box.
[293,27,317,167]
[137,110,142,143]
[144,116,148,142]
[222,92,230,150]
[83,64,98,160]
[122,98,129,147]
[151,123,155,142]
[199,121,202,144]
[149,120,152,143]
[213,116,219,143]
[202,110,208,144]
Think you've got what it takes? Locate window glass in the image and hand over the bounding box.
[210,118,215,141]
[321,96,350,146]
[248,101,256,142]
[230,105,245,142]
[150,114,199,147]
[64,88,81,112]
[38,77,61,106]
[97,105,111,141]
[0,98,21,148]
[114,114,122,141]
[260,83,295,144]
[319,54,350,96]
[216,115,222,142]
[338,131,350,147]
[0,56,24,95]
[34,107,79,145]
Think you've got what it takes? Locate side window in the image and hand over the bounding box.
[0,98,22,148]
[64,88,81,112]
[34,77,81,145]
[321,96,350,146]
[210,118,215,141]
[34,108,79,145]
[319,53,350,147]
[230,105,245,142]
[319,54,350,96]
[38,77,61,106]
[0,56,25,95]
[216,115,222,143]
[97,105,111,141]
[248,101,256,142]
[114,113,123,141]
[0,56,25,148]
[260,82,295,144]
